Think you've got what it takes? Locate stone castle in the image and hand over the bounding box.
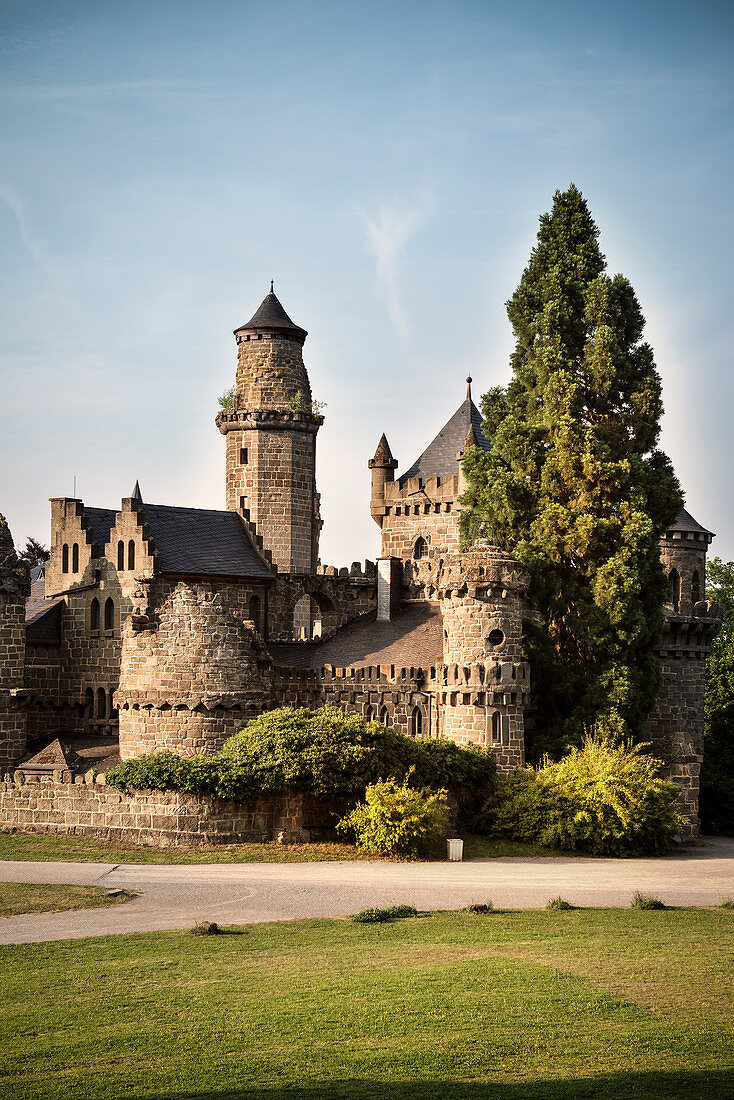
[0,286,722,836]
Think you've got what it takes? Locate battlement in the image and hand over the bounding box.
[383,475,461,507]
[315,560,376,582]
[273,663,438,688]
[216,408,323,436]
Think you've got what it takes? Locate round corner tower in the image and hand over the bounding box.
[116,581,274,759]
[0,515,30,771]
[216,284,322,575]
[437,539,530,774]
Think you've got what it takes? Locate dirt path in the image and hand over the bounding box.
[1,837,732,944]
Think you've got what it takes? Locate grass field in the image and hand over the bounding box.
[0,829,559,864]
[0,908,731,1099]
[0,882,135,917]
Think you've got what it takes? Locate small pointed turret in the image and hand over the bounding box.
[131,480,142,502]
[369,433,398,470]
[234,285,307,343]
[369,434,398,528]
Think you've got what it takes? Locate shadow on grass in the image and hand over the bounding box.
[162,1069,734,1100]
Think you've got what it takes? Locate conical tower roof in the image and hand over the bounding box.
[369,433,398,469]
[399,387,491,485]
[234,282,307,341]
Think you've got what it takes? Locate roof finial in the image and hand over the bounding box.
[466,375,472,401]
[270,279,274,294]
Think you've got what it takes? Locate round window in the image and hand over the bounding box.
[487,629,505,646]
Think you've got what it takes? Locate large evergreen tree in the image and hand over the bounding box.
[461,185,683,758]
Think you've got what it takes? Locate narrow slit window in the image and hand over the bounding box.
[62,544,69,573]
[240,447,248,464]
[117,540,125,570]
[72,543,79,573]
[104,597,114,631]
[90,597,100,631]
[128,540,135,570]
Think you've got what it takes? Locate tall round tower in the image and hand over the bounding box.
[216,285,323,575]
[437,539,530,774]
[0,515,30,771]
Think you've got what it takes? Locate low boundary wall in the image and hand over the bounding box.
[0,771,344,847]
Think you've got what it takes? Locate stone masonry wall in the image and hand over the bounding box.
[0,517,30,770]
[380,476,462,559]
[645,654,706,835]
[0,772,344,846]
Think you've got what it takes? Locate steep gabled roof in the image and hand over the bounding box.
[139,504,273,580]
[399,397,491,485]
[234,285,307,339]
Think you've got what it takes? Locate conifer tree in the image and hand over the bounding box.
[461,185,683,757]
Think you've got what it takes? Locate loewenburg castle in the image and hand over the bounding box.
[0,286,722,838]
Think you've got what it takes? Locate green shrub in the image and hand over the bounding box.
[464,902,494,914]
[719,898,734,910]
[631,892,666,910]
[352,904,418,923]
[546,896,574,911]
[337,774,449,858]
[107,707,494,806]
[481,733,684,857]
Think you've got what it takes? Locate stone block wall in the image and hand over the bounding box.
[0,771,345,846]
[268,565,377,643]
[379,476,462,559]
[0,516,31,769]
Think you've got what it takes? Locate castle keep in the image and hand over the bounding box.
[0,286,722,839]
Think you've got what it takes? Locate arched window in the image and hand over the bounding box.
[72,543,79,573]
[413,536,428,560]
[62,544,69,573]
[90,597,100,631]
[108,689,116,719]
[379,706,390,727]
[96,687,107,719]
[411,706,423,737]
[669,569,681,613]
[83,687,94,720]
[249,594,261,629]
[491,711,501,745]
[104,597,114,631]
[128,540,135,570]
[364,705,375,722]
[692,570,701,607]
[117,540,125,570]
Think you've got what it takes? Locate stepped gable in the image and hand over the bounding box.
[399,396,491,485]
[234,284,308,341]
[270,603,443,670]
[136,503,273,580]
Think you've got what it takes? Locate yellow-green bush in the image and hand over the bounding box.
[482,734,684,856]
[337,774,449,857]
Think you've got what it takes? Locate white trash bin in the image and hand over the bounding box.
[446,838,464,862]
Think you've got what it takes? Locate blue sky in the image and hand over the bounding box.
[1,0,733,565]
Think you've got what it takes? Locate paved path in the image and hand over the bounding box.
[1,837,733,944]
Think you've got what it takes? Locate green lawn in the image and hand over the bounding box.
[0,882,135,917]
[0,908,732,1099]
[0,829,559,864]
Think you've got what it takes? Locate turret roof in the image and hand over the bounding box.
[234,284,307,339]
[667,508,714,539]
[370,433,397,468]
[399,395,491,484]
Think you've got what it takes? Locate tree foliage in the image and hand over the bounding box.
[700,557,734,834]
[19,537,49,568]
[460,185,682,756]
[106,706,494,804]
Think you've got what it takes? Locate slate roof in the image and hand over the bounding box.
[25,574,64,644]
[19,735,120,774]
[235,287,307,339]
[270,603,443,670]
[399,398,491,485]
[139,504,273,580]
[84,507,117,552]
[669,508,714,539]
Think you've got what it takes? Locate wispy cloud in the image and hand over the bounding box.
[0,184,46,265]
[360,200,430,342]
